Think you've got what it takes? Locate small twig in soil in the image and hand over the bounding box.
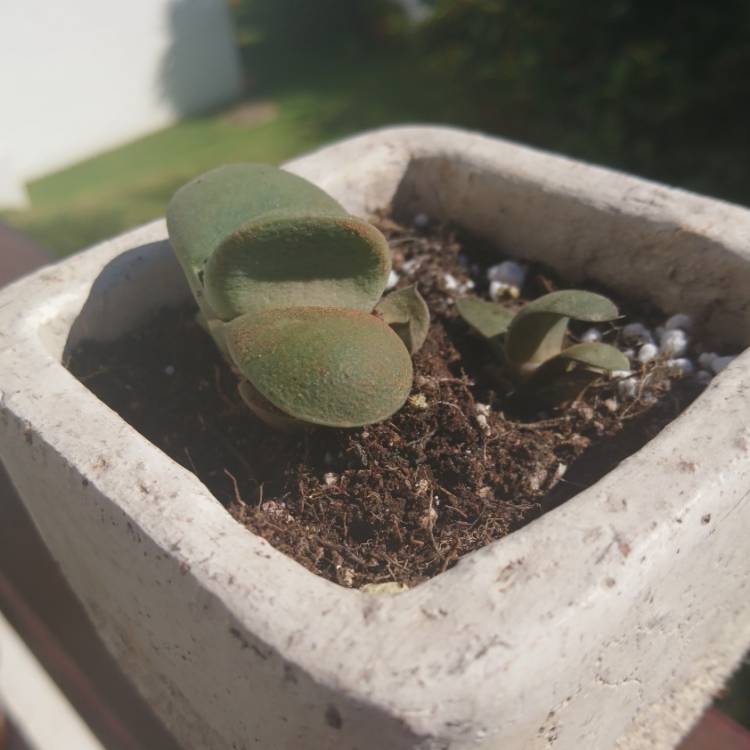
[437,376,474,386]
[436,483,459,500]
[425,494,442,558]
[391,516,404,544]
[223,468,246,506]
[621,367,654,419]
[570,378,602,408]
[407,428,437,448]
[440,541,460,573]
[436,400,469,417]
[443,503,469,520]
[313,535,375,570]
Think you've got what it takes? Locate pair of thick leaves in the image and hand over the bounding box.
[167,164,429,428]
[457,290,629,400]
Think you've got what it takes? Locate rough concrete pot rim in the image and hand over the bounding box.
[2,126,750,738]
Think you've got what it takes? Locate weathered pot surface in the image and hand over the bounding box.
[1,127,749,750]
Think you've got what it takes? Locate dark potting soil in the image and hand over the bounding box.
[67,218,703,588]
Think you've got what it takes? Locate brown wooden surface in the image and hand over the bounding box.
[679,708,750,750]
[1,717,33,750]
[0,224,50,281]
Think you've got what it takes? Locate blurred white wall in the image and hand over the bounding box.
[0,0,242,199]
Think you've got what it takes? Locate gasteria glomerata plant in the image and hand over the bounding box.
[456,290,629,401]
[167,164,429,430]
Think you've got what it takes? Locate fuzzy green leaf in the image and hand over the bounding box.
[167,164,345,316]
[506,314,569,369]
[225,307,413,428]
[456,296,514,339]
[556,342,630,372]
[204,211,391,321]
[375,285,430,354]
[238,381,309,432]
[167,164,344,275]
[513,290,619,322]
[506,290,620,368]
[527,342,629,404]
[166,163,391,321]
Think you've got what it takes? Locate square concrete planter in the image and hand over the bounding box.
[1,127,750,750]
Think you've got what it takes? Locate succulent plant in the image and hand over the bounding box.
[167,163,428,430]
[457,289,629,401]
[374,284,430,355]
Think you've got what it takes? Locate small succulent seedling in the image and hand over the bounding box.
[374,284,430,354]
[457,290,628,401]
[167,164,428,429]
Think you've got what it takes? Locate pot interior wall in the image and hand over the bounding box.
[392,155,750,349]
[62,240,190,360]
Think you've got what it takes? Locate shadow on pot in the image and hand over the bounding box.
[63,241,190,361]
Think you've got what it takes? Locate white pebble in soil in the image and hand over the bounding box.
[622,322,654,345]
[489,280,508,301]
[475,403,492,435]
[444,273,460,291]
[487,260,527,288]
[617,377,638,399]
[665,313,692,331]
[618,307,718,393]
[665,358,695,377]
[489,280,521,300]
[659,329,689,357]
[401,258,420,275]
[385,270,400,290]
[443,273,474,294]
[580,327,602,343]
[413,212,430,229]
[637,343,659,363]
